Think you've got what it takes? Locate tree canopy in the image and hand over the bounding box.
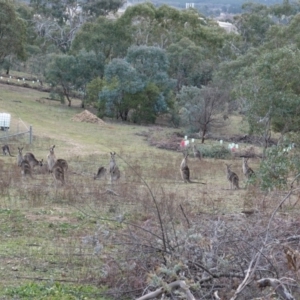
[0,1,27,64]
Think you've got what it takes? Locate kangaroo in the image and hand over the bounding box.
[34,159,49,174]
[94,166,107,180]
[109,152,120,183]
[180,152,192,183]
[52,161,64,185]
[47,145,57,172]
[242,157,255,179]
[17,147,24,166]
[2,144,14,156]
[24,152,43,169]
[192,144,202,160]
[225,164,239,189]
[20,159,33,178]
[56,158,68,172]
[47,145,68,174]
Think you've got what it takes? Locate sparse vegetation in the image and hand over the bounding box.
[2,0,300,298]
[0,83,299,299]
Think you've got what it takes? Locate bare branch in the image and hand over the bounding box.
[136,280,196,300]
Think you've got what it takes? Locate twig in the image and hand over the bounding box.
[230,188,294,299]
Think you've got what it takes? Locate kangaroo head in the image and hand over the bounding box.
[49,145,55,154]
[39,159,43,166]
[18,147,23,154]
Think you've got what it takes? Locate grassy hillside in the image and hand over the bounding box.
[0,82,297,299]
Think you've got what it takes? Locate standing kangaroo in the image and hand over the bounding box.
[2,144,14,156]
[20,159,33,178]
[52,162,65,185]
[109,152,120,183]
[24,152,43,169]
[180,152,192,183]
[47,145,57,172]
[17,147,24,166]
[242,158,255,179]
[192,144,202,160]
[225,164,239,189]
[47,145,68,172]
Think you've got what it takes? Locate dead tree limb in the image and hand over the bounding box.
[136,280,195,300]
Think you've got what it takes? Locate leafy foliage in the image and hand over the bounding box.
[0,1,27,63]
[99,46,175,123]
[45,51,104,106]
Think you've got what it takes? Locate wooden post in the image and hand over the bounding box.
[29,125,32,144]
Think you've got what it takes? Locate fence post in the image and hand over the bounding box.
[29,125,32,144]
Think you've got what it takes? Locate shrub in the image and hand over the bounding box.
[200,145,231,159]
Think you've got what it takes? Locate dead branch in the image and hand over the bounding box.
[257,278,295,300]
[136,280,196,300]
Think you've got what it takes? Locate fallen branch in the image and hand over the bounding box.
[136,280,195,300]
[257,278,295,300]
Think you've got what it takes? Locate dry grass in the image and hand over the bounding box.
[0,83,299,298]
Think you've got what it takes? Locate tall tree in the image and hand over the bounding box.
[0,1,27,66]
[99,46,175,123]
[99,58,144,120]
[177,84,227,143]
[30,0,124,53]
[71,16,131,60]
[45,51,103,106]
[234,46,300,149]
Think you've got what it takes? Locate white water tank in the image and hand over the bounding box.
[0,113,11,131]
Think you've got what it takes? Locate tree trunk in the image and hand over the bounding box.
[62,86,71,107]
[201,125,207,143]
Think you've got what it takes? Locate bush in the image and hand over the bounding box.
[200,145,231,159]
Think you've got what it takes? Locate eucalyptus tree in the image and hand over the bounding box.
[0,1,27,67]
[233,46,300,149]
[45,51,104,107]
[167,37,208,91]
[177,84,227,143]
[232,2,282,50]
[99,58,144,120]
[119,3,225,51]
[71,16,131,60]
[29,0,124,53]
[99,46,175,123]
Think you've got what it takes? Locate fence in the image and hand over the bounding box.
[0,118,33,144]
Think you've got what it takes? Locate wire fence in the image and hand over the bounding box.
[0,117,32,144]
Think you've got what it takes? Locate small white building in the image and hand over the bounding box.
[217,21,238,34]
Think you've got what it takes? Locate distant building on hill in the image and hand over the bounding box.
[217,21,238,33]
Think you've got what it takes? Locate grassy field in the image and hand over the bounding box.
[0,81,295,299]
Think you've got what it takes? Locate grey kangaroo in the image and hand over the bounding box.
[2,144,14,156]
[109,152,120,183]
[225,164,239,189]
